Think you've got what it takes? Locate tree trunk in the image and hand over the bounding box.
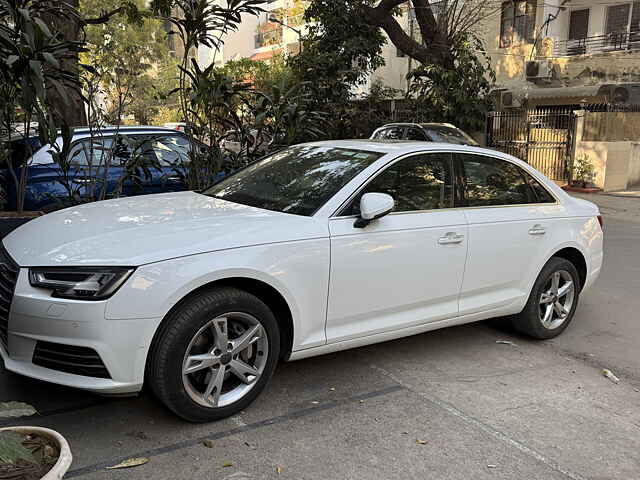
[43,0,87,127]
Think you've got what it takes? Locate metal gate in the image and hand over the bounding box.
[486,108,576,181]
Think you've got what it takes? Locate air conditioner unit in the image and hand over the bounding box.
[525,60,552,81]
[501,91,521,108]
[597,84,640,105]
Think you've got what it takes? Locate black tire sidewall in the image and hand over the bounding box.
[150,288,280,422]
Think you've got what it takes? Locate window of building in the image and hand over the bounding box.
[500,0,536,48]
[568,9,589,40]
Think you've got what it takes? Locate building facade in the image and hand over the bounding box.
[197,0,412,94]
[482,0,640,109]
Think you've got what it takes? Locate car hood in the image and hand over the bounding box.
[3,191,328,267]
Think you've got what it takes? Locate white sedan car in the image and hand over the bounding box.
[0,141,603,422]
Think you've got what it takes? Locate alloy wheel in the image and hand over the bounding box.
[182,312,268,408]
[538,270,575,330]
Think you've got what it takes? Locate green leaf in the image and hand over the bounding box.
[0,431,36,464]
[42,52,59,68]
[0,402,37,418]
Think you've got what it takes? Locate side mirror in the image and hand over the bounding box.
[354,192,394,228]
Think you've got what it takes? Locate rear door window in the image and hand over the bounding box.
[147,135,191,166]
[456,153,538,207]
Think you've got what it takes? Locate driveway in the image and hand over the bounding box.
[1,193,639,479]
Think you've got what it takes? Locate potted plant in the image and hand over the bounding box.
[0,426,72,480]
[563,153,601,193]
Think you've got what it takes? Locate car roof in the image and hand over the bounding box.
[71,125,181,135]
[375,122,458,129]
[300,139,494,155]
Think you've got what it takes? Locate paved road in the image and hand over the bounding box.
[1,193,639,479]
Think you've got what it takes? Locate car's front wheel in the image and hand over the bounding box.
[512,257,580,339]
[147,287,280,422]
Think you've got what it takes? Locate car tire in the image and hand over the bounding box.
[147,287,280,422]
[511,257,581,340]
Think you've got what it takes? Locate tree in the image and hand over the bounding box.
[40,0,142,126]
[297,0,497,131]
[0,0,83,211]
[80,0,178,124]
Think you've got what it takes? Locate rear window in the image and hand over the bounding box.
[423,126,477,145]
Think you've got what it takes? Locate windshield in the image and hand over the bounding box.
[203,145,383,216]
[424,126,477,145]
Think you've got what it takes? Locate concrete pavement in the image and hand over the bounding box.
[1,193,639,479]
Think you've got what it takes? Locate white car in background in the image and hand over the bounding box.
[0,141,603,422]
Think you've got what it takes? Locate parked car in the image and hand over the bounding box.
[0,140,603,422]
[220,129,270,156]
[371,122,478,145]
[163,122,188,133]
[0,126,198,212]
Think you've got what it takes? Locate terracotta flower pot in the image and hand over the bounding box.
[0,426,72,480]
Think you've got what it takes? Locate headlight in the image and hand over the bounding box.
[29,267,134,300]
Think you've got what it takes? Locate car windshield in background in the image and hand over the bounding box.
[424,126,477,145]
[203,145,383,216]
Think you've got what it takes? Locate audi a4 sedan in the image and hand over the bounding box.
[0,141,603,422]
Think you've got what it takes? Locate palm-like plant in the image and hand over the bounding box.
[0,0,83,212]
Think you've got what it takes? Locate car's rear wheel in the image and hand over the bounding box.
[512,257,580,339]
[147,287,280,422]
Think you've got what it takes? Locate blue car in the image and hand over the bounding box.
[1,126,201,212]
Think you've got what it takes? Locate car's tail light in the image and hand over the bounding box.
[597,215,603,229]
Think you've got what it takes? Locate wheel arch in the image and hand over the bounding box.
[147,276,295,367]
[549,246,588,291]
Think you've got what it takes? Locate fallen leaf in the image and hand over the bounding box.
[203,439,215,448]
[487,464,498,468]
[602,369,620,384]
[0,402,37,419]
[276,466,284,474]
[311,401,319,405]
[329,387,336,391]
[415,439,428,445]
[223,462,233,468]
[106,457,149,469]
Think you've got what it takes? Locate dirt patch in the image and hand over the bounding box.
[0,432,59,480]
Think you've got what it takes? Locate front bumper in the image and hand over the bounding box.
[0,269,161,394]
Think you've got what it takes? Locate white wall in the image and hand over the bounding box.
[546,0,617,42]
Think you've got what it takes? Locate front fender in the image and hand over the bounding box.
[105,239,330,351]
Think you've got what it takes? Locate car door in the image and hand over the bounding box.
[326,152,468,343]
[454,152,561,315]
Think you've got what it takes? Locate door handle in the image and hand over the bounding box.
[438,232,464,245]
[529,224,546,235]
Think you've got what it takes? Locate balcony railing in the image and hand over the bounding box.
[553,31,640,56]
[255,27,283,49]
